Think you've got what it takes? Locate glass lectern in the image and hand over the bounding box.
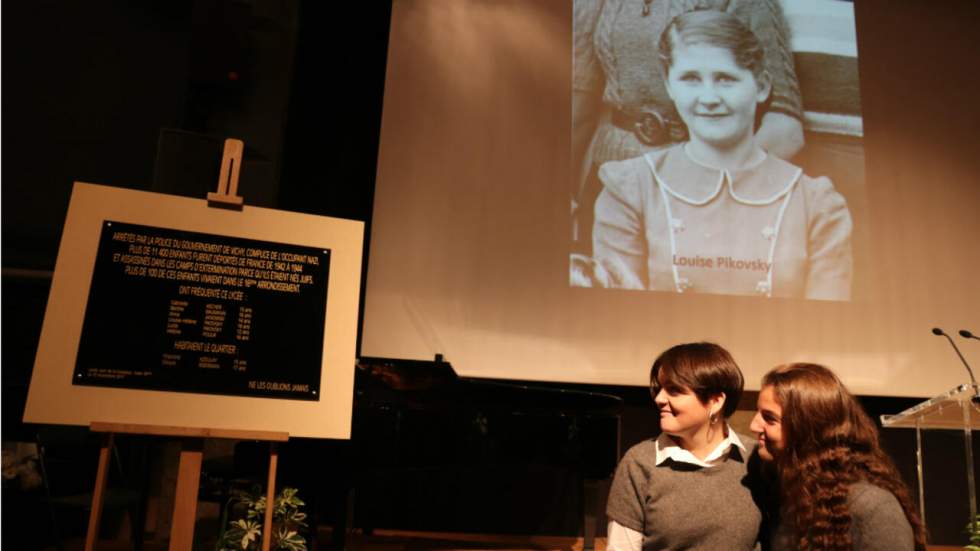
[881,383,980,527]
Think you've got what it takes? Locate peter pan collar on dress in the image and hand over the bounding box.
[645,144,802,206]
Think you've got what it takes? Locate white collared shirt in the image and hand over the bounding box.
[606,427,746,551]
[653,425,746,468]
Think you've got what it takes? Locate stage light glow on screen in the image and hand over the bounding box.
[361,0,980,397]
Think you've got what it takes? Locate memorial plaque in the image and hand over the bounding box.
[73,220,330,400]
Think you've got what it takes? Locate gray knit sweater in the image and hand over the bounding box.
[768,482,915,551]
[606,433,763,550]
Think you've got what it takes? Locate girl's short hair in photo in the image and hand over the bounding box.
[658,9,767,82]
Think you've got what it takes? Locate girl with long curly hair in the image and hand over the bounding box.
[750,363,926,550]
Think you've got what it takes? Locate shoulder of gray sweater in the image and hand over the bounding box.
[621,438,659,467]
[849,482,902,512]
[848,482,915,550]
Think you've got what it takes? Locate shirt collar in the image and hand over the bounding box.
[654,426,746,468]
[645,145,802,205]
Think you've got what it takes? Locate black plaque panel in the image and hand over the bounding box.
[73,221,330,400]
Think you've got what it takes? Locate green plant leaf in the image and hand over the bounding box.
[238,519,261,549]
[275,526,307,551]
[218,485,308,550]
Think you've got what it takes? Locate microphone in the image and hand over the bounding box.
[960,329,980,341]
[932,327,980,403]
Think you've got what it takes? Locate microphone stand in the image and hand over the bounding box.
[933,328,980,404]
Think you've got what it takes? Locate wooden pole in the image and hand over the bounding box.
[84,433,114,551]
[169,439,204,551]
[262,443,279,551]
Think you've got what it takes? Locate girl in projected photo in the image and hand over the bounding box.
[750,363,925,550]
[606,343,762,550]
[592,10,852,300]
[572,0,805,253]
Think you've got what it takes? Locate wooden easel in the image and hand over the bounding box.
[84,423,288,551]
[83,138,285,550]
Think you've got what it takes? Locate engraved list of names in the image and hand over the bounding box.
[73,221,330,400]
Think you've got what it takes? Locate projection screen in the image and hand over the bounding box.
[361,0,980,397]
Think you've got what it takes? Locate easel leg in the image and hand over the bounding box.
[582,478,598,551]
[169,439,203,551]
[84,433,114,551]
[262,443,279,551]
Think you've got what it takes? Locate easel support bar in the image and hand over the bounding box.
[90,422,288,441]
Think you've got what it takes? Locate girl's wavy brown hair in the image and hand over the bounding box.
[762,363,926,550]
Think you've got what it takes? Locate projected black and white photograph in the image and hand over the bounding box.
[571,0,866,301]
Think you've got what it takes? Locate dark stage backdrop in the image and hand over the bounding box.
[2,0,979,546]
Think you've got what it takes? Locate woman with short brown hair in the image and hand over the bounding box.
[606,342,760,550]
